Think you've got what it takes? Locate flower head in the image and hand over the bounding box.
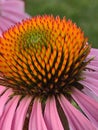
[0,15,98,130]
[0,0,30,35]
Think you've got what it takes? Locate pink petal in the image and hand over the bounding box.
[84,76,98,86]
[89,60,98,67]
[82,87,98,101]
[79,80,98,96]
[86,64,98,71]
[0,96,20,130]
[1,0,25,13]
[12,96,32,130]
[44,96,64,130]
[29,99,47,130]
[87,48,98,63]
[79,77,98,96]
[88,54,98,61]
[72,88,98,127]
[0,97,15,128]
[0,86,6,94]
[88,48,98,60]
[0,16,13,26]
[58,95,96,130]
[83,71,98,80]
[0,0,30,34]
[1,11,29,23]
[0,16,14,34]
[89,48,98,56]
[0,30,2,36]
[0,88,12,117]
[87,48,98,68]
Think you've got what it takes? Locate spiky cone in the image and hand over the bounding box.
[0,15,98,130]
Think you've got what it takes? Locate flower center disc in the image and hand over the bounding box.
[0,15,90,98]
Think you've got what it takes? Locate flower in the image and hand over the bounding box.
[0,0,30,36]
[0,15,98,130]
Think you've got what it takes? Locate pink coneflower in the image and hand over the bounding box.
[0,15,98,130]
[0,0,29,35]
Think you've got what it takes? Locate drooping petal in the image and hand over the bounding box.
[12,96,32,130]
[0,96,20,130]
[84,76,98,86]
[0,17,10,31]
[89,60,98,67]
[86,48,98,71]
[0,86,6,95]
[80,81,98,96]
[72,88,98,127]
[0,88,12,117]
[0,96,15,129]
[89,48,98,57]
[88,48,98,61]
[0,0,30,35]
[1,0,29,17]
[79,77,98,96]
[86,64,98,71]
[1,11,28,24]
[83,71,98,80]
[58,95,96,130]
[29,99,47,130]
[82,87,98,101]
[44,96,64,130]
[87,55,98,61]
[1,0,26,13]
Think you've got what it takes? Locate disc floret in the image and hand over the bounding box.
[0,15,90,99]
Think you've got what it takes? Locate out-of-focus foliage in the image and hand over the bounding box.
[25,0,98,48]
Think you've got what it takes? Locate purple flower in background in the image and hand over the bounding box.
[0,0,30,35]
[0,15,98,130]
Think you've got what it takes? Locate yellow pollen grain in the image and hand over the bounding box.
[54,78,58,83]
[41,60,45,68]
[55,62,59,70]
[46,45,51,59]
[64,74,68,79]
[11,71,20,78]
[36,54,42,64]
[21,76,31,84]
[58,64,65,77]
[30,64,34,72]
[43,78,47,83]
[41,69,45,76]
[52,68,55,75]
[33,69,37,76]
[37,65,42,72]
[74,62,80,70]
[72,70,79,76]
[56,56,61,65]
[48,73,51,79]
[49,54,55,67]
[52,48,57,58]
[31,77,36,83]
[38,74,42,80]
[44,55,48,64]
[46,64,50,72]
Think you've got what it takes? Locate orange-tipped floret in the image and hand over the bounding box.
[0,15,90,97]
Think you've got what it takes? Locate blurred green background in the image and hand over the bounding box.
[25,0,98,48]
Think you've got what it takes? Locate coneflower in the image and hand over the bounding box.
[0,15,98,130]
